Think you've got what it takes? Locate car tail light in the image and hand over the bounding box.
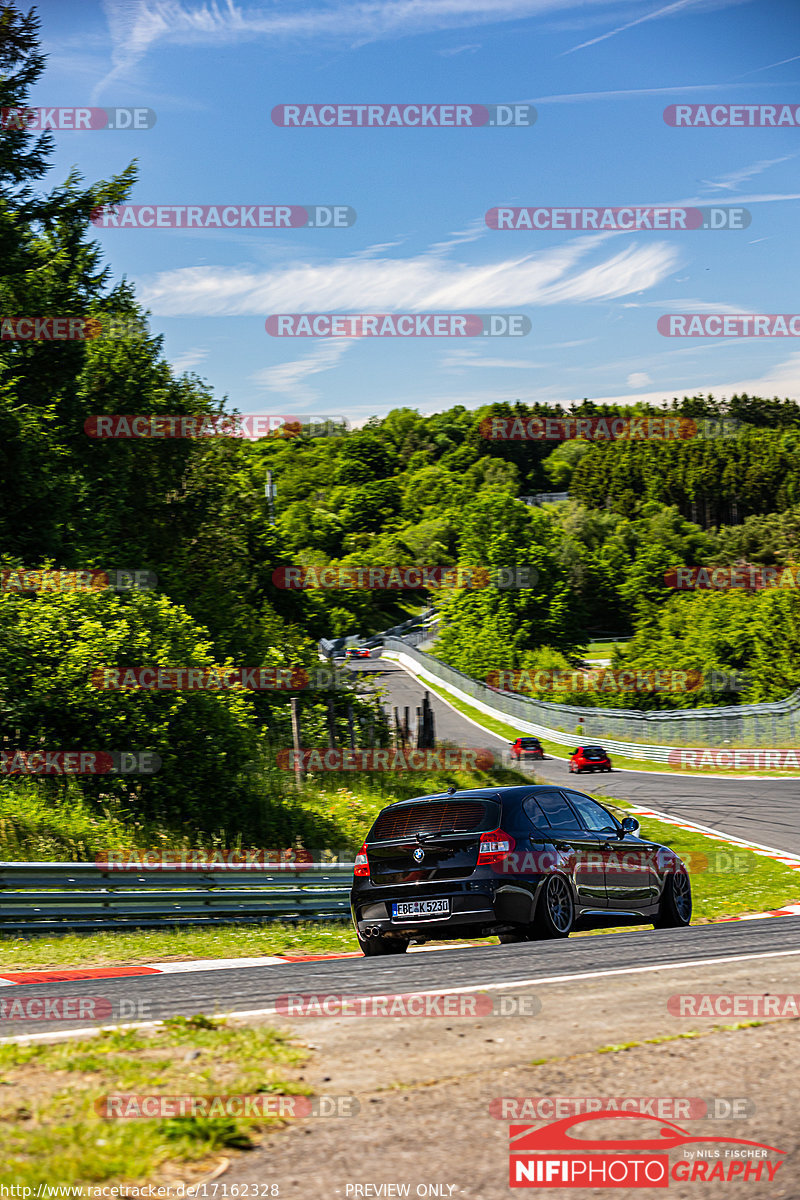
[477,828,516,865]
[354,842,370,877]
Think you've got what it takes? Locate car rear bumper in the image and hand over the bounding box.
[350,877,542,940]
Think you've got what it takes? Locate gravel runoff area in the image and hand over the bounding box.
[216,949,800,1199]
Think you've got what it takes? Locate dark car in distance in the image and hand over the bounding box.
[350,785,691,955]
[510,736,544,761]
[569,745,612,773]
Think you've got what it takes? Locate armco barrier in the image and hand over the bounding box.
[0,862,354,934]
[379,639,800,757]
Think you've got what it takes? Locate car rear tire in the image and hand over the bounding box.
[531,874,575,939]
[653,869,692,928]
[357,933,409,956]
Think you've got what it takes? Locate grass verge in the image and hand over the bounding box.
[0,1015,308,1189]
[0,921,360,971]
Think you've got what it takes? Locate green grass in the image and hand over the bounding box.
[581,640,629,659]
[0,921,360,971]
[0,1016,308,1188]
[410,665,800,777]
[0,781,143,862]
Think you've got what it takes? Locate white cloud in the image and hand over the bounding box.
[138,238,680,316]
[440,346,547,370]
[562,0,708,55]
[621,298,756,314]
[627,371,652,386]
[697,154,799,194]
[438,43,481,56]
[738,54,800,78]
[169,347,208,372]
[531,81,760,104]
[250,340,350,403]
[427,219,488,257]
[97,0,623,92]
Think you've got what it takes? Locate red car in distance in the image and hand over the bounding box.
[569,745,612,773]
[345,647,372,660]
[510,737,544,761]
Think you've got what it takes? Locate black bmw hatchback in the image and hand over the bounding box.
[350,785,691,956]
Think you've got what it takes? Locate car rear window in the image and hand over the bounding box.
[583,747,607,759]
[368,799,500,842]
[519,739,540,747]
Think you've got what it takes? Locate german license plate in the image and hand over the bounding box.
[391,899,450,918]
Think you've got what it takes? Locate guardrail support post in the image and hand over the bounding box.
[290,697,303,785]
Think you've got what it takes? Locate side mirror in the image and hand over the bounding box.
[620,816,640,836]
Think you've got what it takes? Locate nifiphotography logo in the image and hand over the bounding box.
[508,1111,786,1188]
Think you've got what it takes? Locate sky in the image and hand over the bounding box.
[26,0,800,425]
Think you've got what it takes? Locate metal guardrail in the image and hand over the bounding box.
[0,862,355,934]
[381,640,800,752]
